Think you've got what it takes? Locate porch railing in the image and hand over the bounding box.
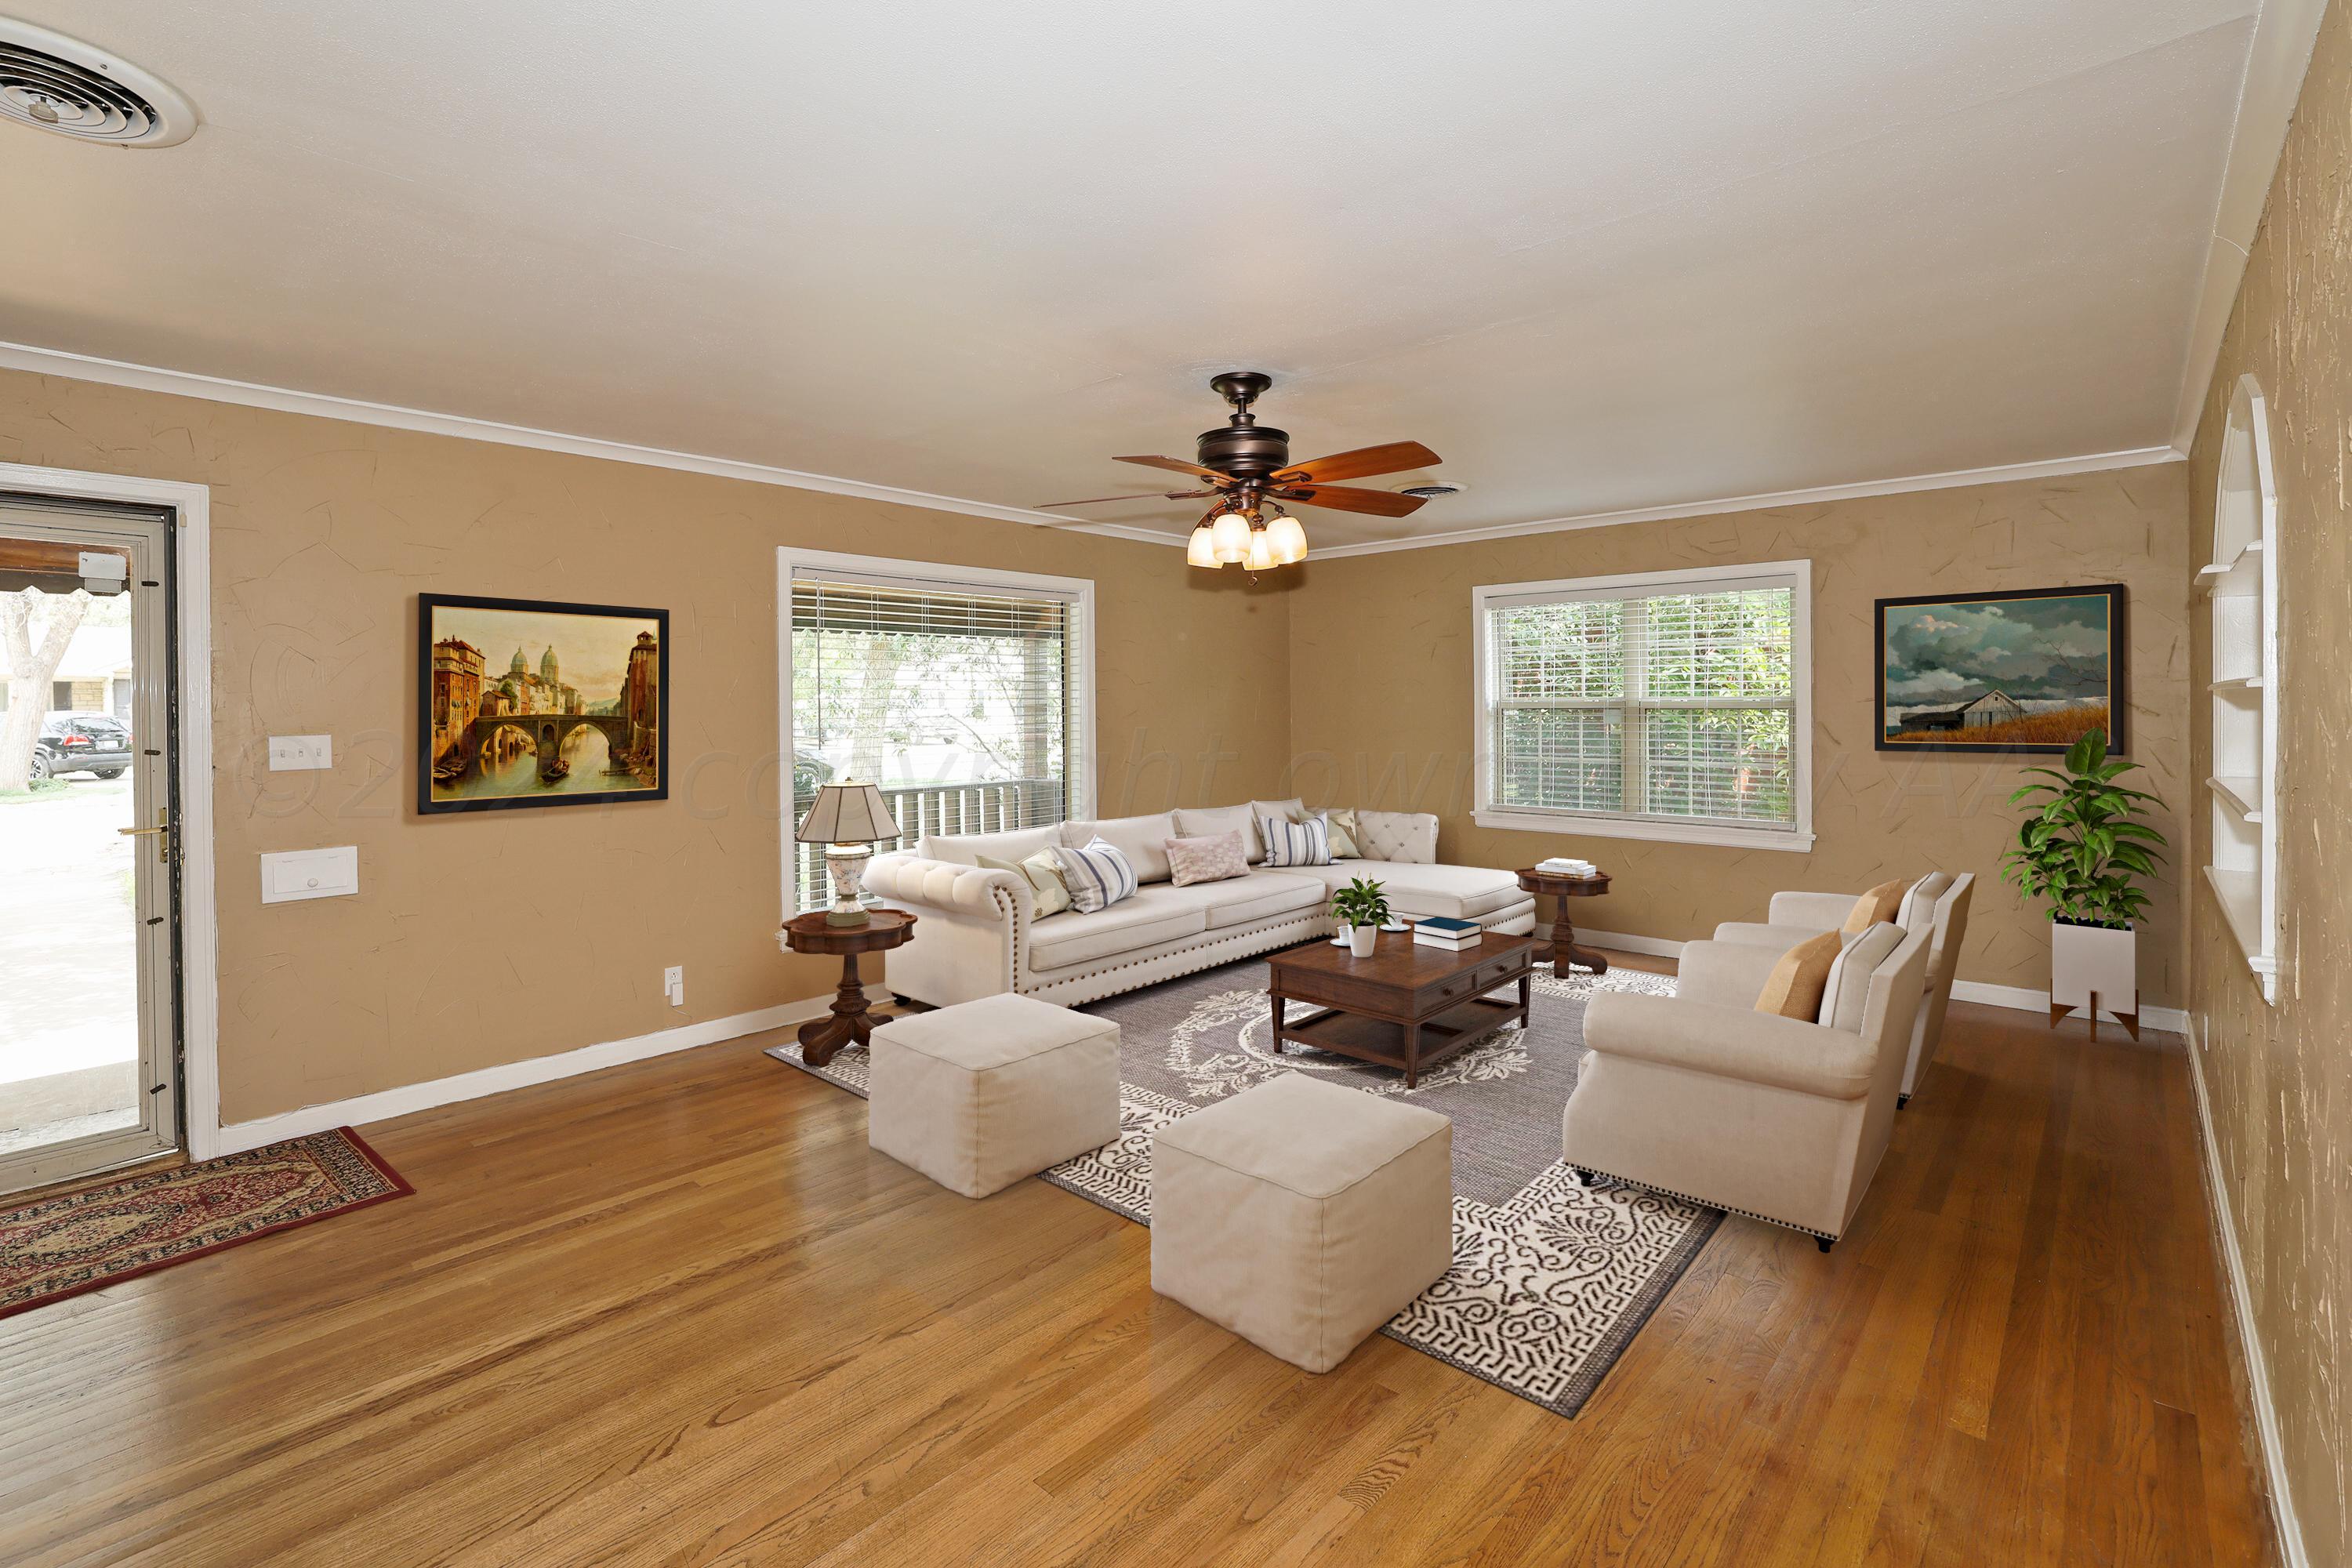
[793,776,1064,911]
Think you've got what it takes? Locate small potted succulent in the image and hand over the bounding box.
[1330,877,1391,958]
[2001,728,2168,1026]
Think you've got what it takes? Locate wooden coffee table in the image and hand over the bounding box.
[1265,928,1536,1088]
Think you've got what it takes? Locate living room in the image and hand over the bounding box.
[0,5,2343,1565]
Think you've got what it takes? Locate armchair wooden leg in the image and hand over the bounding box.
[1817,1236,1835,1254]
[1897,1093,1910,1109]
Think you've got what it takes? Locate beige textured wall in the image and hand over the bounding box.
[1287,469,2193,1004]
[2185,1,2352,1557]
[0,367,1291,1123]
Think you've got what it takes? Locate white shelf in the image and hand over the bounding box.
[2207,775,2262,822]
[2196,538,2265,578]
[2209,675,2266,693]
[2203,866,2274,977]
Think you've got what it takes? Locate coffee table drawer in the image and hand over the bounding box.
[1419,949,1529,1011]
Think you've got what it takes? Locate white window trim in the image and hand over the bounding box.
[1470,558,1815,852]
[774,546,1098,920]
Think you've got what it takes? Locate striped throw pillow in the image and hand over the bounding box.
[1259,813,1333,868]
[1053,837,1138,913]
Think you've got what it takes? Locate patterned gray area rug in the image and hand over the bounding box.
[770,953,1722,1418]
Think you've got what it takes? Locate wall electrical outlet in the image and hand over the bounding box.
[664,966,684,1007]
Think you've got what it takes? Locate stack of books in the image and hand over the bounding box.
[1537,856,1599,877]
[1414,916,1483,952]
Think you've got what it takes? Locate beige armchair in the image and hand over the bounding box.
[1709,873,1973,1106]
[1564,924,1932,1250]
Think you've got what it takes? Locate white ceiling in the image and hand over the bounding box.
[0,2,2276,550]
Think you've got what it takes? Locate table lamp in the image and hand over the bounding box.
[795,781,899,927]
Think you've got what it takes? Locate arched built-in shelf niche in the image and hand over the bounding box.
[2201,373,2280,1004]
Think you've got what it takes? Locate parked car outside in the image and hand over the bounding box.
[32,712,134,781]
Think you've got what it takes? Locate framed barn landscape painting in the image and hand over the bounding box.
[419,593,668,814]
[1874,584,2126,754]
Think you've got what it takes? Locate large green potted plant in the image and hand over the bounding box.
[2000,729,2167,1025]
[1330,877,1391,958]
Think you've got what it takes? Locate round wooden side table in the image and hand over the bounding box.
[781,908,916,1066]
[1515,869,1612,975]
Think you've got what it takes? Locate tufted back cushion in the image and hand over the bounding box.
[1348,809,1439,864]
[916,824,1061,868]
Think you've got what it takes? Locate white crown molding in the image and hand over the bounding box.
[1307,445,2185,559]
[2,339,2190,562]
[2167,0,2329,455]
[0,339,1175,548]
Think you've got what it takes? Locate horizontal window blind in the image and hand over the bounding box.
[1484,576,1798,833]
[789,567,1084,910]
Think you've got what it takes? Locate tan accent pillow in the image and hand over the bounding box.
[1843,878,1909,934]
[977,850,1073,917]
[1755,930,1842,1020]
[1166,830,1250,887]
[1323,806,1363,858]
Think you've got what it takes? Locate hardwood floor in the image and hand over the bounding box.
[0,954,2278,1566]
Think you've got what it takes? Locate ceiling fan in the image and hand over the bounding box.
[1037,372,1442,570]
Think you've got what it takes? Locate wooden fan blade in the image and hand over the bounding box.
[1115,455,1235,485]
[1035,490,1210,509]
[1270,441,1440,486]
[1273,484,1425,518]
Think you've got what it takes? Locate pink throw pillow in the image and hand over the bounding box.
[1165,830,1249,887]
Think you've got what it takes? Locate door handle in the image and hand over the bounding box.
[118,809,171,858]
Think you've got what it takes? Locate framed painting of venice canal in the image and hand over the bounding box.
[419,593,668,814]
[1875,584,2126,754]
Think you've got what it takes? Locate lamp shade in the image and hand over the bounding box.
[1209,510,1250,564]
[1265,512,1308,563]
[1185,525,1218,568]
[795,781,899,844]
[1243,528,1276,571]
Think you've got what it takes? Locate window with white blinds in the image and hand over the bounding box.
[1472,562,1813,851]
[784,554,1093,911]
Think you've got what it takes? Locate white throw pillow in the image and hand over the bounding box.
[1259,813,1333,868]
[1059,813,1178,883]
[1054,837,1138,913]
[1250,797,1308,826]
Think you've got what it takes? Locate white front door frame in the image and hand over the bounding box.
[0,460,222,1160]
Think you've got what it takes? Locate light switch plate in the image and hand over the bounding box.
[268,735,333,771]
[260,846,358,904]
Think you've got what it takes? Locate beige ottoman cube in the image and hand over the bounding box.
[867,993,1120,1199]
[1151,1073,1453,1374]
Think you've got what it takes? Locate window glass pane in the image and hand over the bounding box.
[1642,707,1792,822]
[1496,599,1624,699]
[790,573,1077,909]
[1642,588,1791,700]
[1495,706,1624,812]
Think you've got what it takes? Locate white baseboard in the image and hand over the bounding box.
[212,988,884,1156]
[1580,930,2189,1033]
[1576,927,1690,959]
[2183,1016,2310,1568]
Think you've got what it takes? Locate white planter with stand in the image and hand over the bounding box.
[2050,918,2138,1038]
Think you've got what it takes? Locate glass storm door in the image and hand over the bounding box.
[0,502,179,1193]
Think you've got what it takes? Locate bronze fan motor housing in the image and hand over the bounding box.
[1197,372,1291,480]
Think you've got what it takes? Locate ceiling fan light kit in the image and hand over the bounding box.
[1042,371,1444,574]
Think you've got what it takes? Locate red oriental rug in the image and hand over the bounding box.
[0,1128,412,1321]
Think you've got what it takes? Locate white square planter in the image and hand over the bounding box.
[2051,919,2136,1031]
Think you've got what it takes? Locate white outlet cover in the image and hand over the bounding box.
[261,845,358,904]
[267,734,333,771]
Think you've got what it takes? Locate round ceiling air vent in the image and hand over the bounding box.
[0,17,195,147]
[1395,481,1465,499]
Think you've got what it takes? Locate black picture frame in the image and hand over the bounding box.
[1872,583,2127,756]
[418,592,670,815]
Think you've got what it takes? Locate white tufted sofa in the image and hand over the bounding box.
[862,808,1537,1009]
